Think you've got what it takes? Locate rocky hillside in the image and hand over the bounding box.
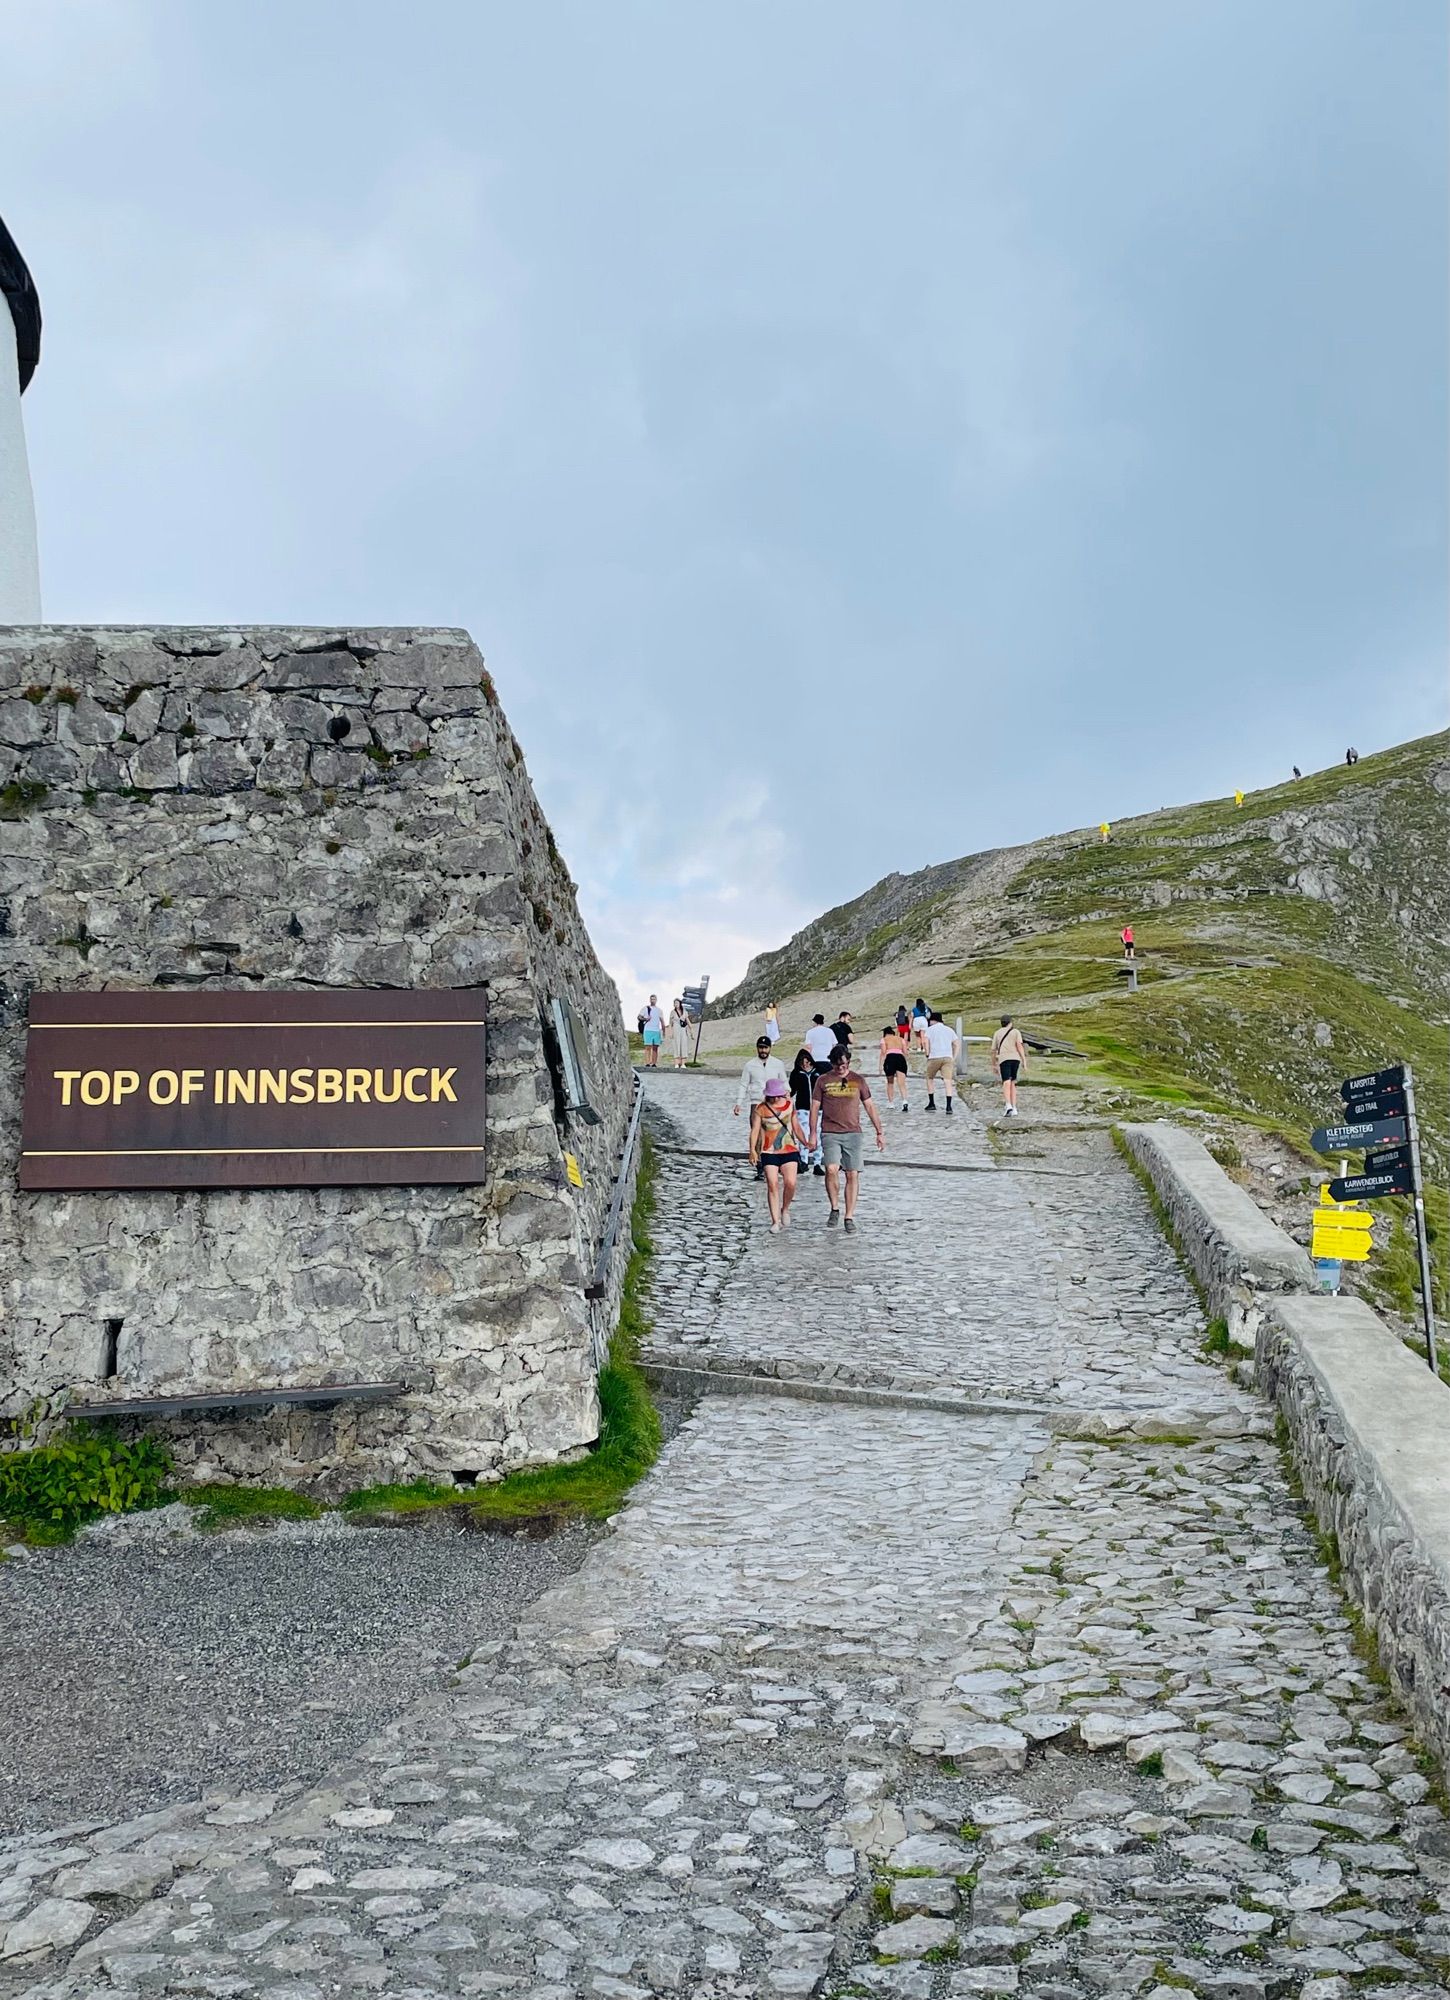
[717,736,1450,1243]
[721,733,1450,1015]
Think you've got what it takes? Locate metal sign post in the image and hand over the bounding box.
[1314,1060,1438,1373]
[1402,1064,1439,1373]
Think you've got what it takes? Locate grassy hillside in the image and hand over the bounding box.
[720,734,1450,1326]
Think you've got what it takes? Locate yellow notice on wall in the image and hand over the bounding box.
[564,1152,584,1188]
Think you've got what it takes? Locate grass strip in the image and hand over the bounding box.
[467,1136,662,1522]
[343,1136,663,1528]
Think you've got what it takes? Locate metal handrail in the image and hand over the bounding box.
[584,1076,645,1300]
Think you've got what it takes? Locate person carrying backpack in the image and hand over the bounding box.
[991,1015,1027,1117]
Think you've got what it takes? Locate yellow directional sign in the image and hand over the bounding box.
[1312,1227,1373,1262]
[1313,1209,1372,1233]
[564,1151,584,1188]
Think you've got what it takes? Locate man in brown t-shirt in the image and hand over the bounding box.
[809,1046,885,1232]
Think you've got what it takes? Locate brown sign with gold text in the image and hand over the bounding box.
[19,990,487,1190]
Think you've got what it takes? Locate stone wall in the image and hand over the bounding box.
[1120,1120,1450,1773]
[1258,1294,1450,1772]
[1119,1120,1315,1345]
[0,626,633,1490]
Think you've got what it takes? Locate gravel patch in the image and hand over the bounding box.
[0,1511,600,1837]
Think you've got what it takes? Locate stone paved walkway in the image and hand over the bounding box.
[643,1075,1258,1433]
[2,1078,1447,1998]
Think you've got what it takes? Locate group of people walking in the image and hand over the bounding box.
[729,999,1029,1233]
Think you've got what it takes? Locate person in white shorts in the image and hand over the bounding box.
[991,1014,1027,1116]
[923,1012,960,1115]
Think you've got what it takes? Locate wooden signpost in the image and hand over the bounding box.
[1311,1061,1438,1372]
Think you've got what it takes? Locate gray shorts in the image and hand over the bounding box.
[822,1129,864,1172]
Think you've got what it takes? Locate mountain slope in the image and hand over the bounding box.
[716,732,1450,1204]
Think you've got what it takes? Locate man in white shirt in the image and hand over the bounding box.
[923,1012,960,1115]
[639,995,665,1069]
[804,1014,839,1067]
[735,1035,788,1176]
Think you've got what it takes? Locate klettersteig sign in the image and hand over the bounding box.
[18,990,487,1191]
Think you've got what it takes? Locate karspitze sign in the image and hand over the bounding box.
[19,990,487,1191]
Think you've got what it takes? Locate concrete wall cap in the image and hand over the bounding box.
[1268,1293,1450,1592]
[1121,1121,1316,1294]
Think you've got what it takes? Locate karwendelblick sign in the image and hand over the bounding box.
[18,990,487,1190]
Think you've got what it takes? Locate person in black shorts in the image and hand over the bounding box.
[991,1015,1027,1117]
[878,1023,911,1113]
[788,1046,824,1175]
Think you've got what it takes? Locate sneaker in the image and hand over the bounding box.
[1004,1105,1016,1117]
[781,1210,791,1229]
[769,1221,781,1234]
[901,1102,909,1114]
[843,1216,856,1234]
[945,1100,953,1115]
[925,1099,936,1113]
[814,1164,826,1177]
[826,1208,840,1228]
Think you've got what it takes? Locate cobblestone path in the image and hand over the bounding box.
[2,1080,1447,1998]
[643,1075,1258,1434]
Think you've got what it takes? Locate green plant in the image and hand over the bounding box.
[178,719,197,738]
[53,685,78,706]
[22,684,45,702]
[0,777,48,818]
[342,1476,452,1517]
[183,1483,322,1529]
[0,1407,172,1543]
[467,1140,663,1524]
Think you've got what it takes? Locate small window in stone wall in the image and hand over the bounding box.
[547,995,601,1126]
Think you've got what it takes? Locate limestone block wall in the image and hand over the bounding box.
[1258,1295,1450,1773]
[1120,1120,1450,1774]
[1119,1121,1315,1345]
[0,626,633,1490]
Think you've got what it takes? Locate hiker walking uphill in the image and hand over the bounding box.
[804,1014,840,1068]
[878,1022,911,1113]
[923,1011,960,1114]
[735,1034,787,1178]
[809,1044,885,1233]
[992,1014,1027,1117]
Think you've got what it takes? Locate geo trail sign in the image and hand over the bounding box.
[1310,1116,1408,1154]
[1338,1089,1406,1123]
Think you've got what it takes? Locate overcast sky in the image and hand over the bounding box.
[4,1,1445,1008]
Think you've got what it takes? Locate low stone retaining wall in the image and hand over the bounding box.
[1118,1121,1314,1344]
[1119,1120,1450,1772]
[1259,1294,1450,1770]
